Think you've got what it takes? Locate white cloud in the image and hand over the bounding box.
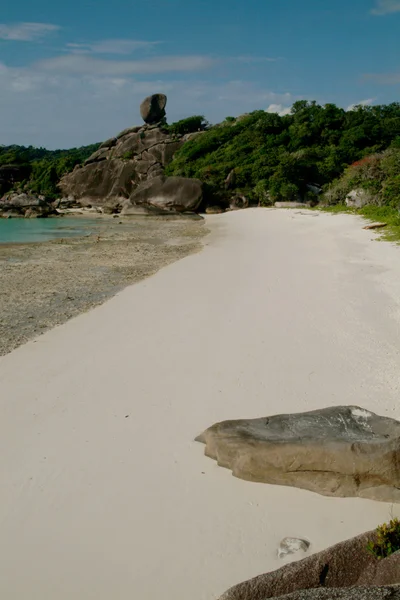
[0,61,294,148]
[266,103,292,116]
[0,22,60,41]
[35,54,216,75]
[371,0,400,14]
[235,56,282,63]
[346,98,375,110]
[66,39,161,55]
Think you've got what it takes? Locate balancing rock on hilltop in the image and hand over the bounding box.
[59,94,204,214]
[140,94,167,124]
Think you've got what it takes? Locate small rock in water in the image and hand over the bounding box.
[278,537,310,559]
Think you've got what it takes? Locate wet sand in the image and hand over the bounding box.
[0,215,206,355]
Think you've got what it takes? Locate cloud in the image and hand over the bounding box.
[346,98,375,110]
[363,72,400,84]
[235,56,282,63]
[266,103,292,116]
[0,61,294,148]
[35,54,216,75]
[0,22,60,41]
[66,39,161,55]
[371,0,400,14]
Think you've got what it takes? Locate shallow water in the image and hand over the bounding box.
[0,217,101,243]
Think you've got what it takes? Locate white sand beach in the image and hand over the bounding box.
[1,208,400,600]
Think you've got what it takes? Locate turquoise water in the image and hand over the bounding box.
[0,218,101,243]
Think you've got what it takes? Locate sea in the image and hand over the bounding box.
[0,217,101,244]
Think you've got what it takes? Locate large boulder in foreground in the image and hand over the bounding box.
[122,176,203,214]
[196,406,400,502]
[140,94,167,124]
[219,531,400,600]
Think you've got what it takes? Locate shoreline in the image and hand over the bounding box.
[0,214,206,355]
[1,208,400,600]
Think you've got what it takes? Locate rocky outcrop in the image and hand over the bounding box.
[59,94,188,211]
[219,531,400,600]
[122,176,203,214]
[196,406,400,502]
[140,94,167,124]
[59,159,140,211]
[225,170,237,190]
[345,189,374,208]
[0,193,57,218]
[58,93,251,215]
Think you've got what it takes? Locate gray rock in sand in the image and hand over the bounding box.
[196,406,400,502]
[278,538,310,559]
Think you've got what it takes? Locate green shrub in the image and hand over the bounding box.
[166,115,209,136]
[367,519,400,560]
[253,179,272,205]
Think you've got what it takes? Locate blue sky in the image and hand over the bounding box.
[1,0,400,148]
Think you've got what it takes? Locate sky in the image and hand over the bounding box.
[1,0,400,149]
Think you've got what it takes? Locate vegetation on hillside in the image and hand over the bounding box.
[166,101,400,205]
[2,100,400,209]
[324,146,400,207]
[0,143,99,199]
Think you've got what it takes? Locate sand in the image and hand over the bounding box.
[0,215,205,355]
[1,208,400,600]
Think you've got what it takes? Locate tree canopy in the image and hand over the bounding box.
[166,101,400,204]
[0,143,99,199]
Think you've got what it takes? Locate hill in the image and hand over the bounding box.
[166,101,400,206]
[2,100,400,211]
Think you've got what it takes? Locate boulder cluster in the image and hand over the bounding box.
[0,193,57,218]
[59,93,205,216]
[0,94,252,218]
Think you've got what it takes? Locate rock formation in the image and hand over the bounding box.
[122,176,203,215]
[196,406,400,502]
[59,93,203,214]
[345,189,374,208]
[140,94,167,124]
[219,530,400,600]
[0,193,56,218]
